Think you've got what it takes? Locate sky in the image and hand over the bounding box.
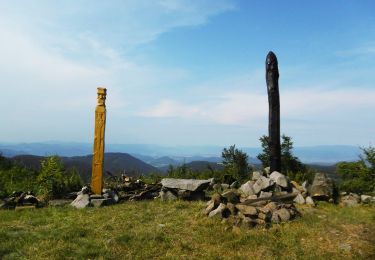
[1,0,374,147]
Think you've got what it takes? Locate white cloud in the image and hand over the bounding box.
[140,87,375,127]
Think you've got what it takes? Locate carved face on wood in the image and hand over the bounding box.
[97,88,107,106]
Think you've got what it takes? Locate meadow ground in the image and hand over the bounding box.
[0,200,374,259]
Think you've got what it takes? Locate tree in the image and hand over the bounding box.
[337,145,375,194]
[257,134,307,177]
[37,156,65,199]
[222,145,250,183]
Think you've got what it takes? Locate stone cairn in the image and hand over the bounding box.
[204,170,315,228]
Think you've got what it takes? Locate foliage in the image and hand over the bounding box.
[0,154,82,199]
[0,155,39,198]
[336,145,375,194]
[222,145,250,183]
[37,156,82,199]
[37,156,65,199]
[257,135,308,180]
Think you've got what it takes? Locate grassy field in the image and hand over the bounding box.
[0,200,374,259]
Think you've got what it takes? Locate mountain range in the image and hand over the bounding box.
[0,142,362,164]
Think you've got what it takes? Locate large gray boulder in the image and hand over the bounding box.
[160,189,178,201]
[239,181,256,196]
[309,172,334,200]
[253,176,274,193]
[71,194,90,209]
[269,171,289,188]
[161,178,211,192]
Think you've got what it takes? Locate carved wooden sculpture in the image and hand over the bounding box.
[266,52,281,173]
[91,87,107,195]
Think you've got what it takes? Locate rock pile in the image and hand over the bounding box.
[205,191,300,228]
[71,186,120,209]
[203,171,316,227]
[0,191,40,210]
[340,192,375,207]
[159,178,211,201]
[104,175,161,201]
[239,171,315,206]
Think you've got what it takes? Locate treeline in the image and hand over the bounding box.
[0,155,82,199]
[145,136,375,195]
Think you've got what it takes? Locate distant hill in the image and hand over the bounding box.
[1,142,362,164]
[11,153,159,182]
[185,161,224,172]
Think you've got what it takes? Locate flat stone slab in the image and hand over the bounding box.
[15,205,36,211]
[49,199,73,207]
[161,178,211,192]
[90,198,112,207]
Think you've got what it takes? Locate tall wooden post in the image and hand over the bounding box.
[266,51,281,173]
[91,87,107,195]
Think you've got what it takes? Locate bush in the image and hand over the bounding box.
[37,156,83,200]
[336,146,375,194]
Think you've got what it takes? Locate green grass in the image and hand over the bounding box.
[0,201,374,259]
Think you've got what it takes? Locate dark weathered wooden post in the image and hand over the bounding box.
[266,51,281,173]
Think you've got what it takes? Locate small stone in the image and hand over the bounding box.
[81,186,90,194]
[292,187,301,194]
[341,193,360,207]
[222,190,240,204]
[242,217,257,228]
[291,181,304,192]
[160,190,178,201]
[361,195,372,203]
[211,193,223,205]
[305,196,315,206]
[255,219,266,225]
[252,171,262,181]
[71,194,90,209]
[239,181,256,196]
[264,167,270,176]
[293,193,305,204]
[271,212,281,223]
[258,211,271,221]
[263,202,278,212]
[226,202,238,215]
[205,201,216,215]
[246,195,258,200]
[259,191,272,198]
[274,208,291,222]
[91,198,110,207]
[253,176,274,193]
[221,184,230,190]
[230,181,239,189]
[269,171,289,188]
[15,205,36,211]
[22,194,39,205]
[302,181,309,192]
[236,205,258,216]
[213,183,222,191]
[208,203,227,218]
[48,199,73,207]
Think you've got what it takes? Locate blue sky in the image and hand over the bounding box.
[1,0,374,147]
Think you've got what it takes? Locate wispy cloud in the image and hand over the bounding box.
[335,42,375,57]
[140,86,375,127]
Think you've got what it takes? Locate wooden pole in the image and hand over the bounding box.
[266,51,281,173]
[91,87,107,195]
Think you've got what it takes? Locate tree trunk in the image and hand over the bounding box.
[266,51,281,173]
